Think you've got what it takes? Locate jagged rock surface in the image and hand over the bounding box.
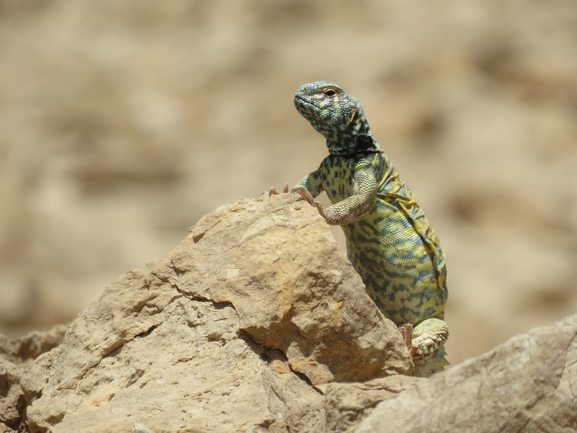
[356,314,577,433]
[20,194,412,433]
[324,375,422,433]
[0,325,67,433]
[0,325,68,368]
[0,361,26,433]
[5,194,577,432]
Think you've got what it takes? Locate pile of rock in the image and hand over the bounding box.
[1,195,575,432]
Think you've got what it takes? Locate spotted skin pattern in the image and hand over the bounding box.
[293,81,449,377]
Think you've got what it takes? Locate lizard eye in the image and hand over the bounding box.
[323,87,339,97]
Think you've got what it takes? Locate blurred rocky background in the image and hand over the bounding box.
[0,0,576,366]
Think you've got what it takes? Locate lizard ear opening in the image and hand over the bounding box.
[347,109,359,128]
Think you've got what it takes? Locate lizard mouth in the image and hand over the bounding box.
[294,95,320,110]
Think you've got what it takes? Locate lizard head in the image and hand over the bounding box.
[294,81,375,154]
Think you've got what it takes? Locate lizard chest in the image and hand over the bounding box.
[319,155,376,205]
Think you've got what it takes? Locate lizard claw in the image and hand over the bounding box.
[291,186,313,202]
[268,184,289,196]
[398,324,413,349]
[410,329,448,360]
[293,186,327,219]
[399,320,449,363]
[412,338,439,360]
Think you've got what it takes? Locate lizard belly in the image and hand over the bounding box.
[318,154,446,328]
[340,199,445,327]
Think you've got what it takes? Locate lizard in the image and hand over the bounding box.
[272,81,449,377]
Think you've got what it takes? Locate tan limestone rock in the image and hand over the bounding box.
[355,314,577,433]
[10,194,577,432]
[0,360,26,433]
[21,194,411,433]
[0,324,67,367]
[325,375,423,433]
[0,325,67,433]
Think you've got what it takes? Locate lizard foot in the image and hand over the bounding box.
[292,186,327,219]
[410,318,449,361]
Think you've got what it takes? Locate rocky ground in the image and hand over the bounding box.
[1,196,575,432]
[1,0,577,373]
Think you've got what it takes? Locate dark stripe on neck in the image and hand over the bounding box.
[327,135,381,157]
[328,148,382,157]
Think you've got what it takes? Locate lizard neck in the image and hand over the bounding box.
[326,134,382,157]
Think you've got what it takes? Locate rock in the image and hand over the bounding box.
[355,314,577,433]
[0,360,26,433]
[324,375,423,433]
[9,194,577,432]
[21,194,412,433]
[0,324,68,367]
[0,324,67,433]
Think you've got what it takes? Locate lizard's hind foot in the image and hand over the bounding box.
[410,318,449,361]
[409,318,449,377]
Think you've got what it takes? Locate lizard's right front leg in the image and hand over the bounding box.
[301,167,377,226]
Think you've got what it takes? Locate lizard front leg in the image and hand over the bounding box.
[286,169,324,204]
[298,167,377,225]
[292,186,327,217]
